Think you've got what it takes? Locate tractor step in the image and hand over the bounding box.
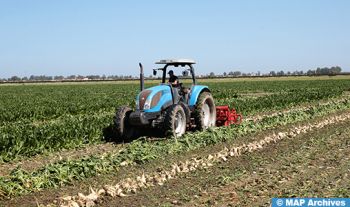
[216,105,242,127]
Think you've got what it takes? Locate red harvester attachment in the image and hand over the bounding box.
[216,105,242,126]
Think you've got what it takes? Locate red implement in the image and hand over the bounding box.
[216,105,242,126]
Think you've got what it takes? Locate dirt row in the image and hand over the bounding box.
[181,123,350,206]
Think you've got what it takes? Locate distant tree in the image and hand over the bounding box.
[86,75,100,80]
[54,75,64,80]
[307,70,315,75]
[9,76,21,81]
[277,70,285,76]
[316,67,321,74]
[233,71,241,77]
[209,72,215,77]
[314,66,342,75]
[76,75,85,80]
[223,72,227,76]
[22,76,28,81]
[269,71,276,76]
[67,75,76,80]
[330,66,342,74]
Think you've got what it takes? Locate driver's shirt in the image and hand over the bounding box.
[169,75,178,83]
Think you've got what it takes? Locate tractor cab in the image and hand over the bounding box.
[153,59,196,104]
[153,59,197,85]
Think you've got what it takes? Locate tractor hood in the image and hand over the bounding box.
[136,85,172,113]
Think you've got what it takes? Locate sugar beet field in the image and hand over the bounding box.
[1,77,350,207]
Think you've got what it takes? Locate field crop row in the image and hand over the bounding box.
[210,78,350,94]
[216,88,343,114]
[1,79,349,124]
[0,112,113,162]
[0,80,348,162]
[0,84,136,124]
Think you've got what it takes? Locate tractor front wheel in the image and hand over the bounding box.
[164,104,187,138]
[114,106,137,141]
[194,92,216,130]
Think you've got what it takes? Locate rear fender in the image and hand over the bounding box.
[188,85,210,107]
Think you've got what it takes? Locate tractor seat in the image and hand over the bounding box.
[176,83,189,94]
[182,88,190,94]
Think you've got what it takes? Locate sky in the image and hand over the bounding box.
[0,0,349,78]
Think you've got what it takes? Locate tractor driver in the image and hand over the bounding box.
[168,69,189,102]
[168,70,179,87]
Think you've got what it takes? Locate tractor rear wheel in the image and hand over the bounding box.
[164,104,187,138]
[194,92,216,130]
[114,106,136,141]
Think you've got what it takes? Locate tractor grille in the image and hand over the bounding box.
[139,90,151,110]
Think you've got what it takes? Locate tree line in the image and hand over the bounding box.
[205,66,343,78]
[1,74,135,82]
[1,66,344,82]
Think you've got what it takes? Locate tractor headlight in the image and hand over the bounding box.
[143,99,151,110]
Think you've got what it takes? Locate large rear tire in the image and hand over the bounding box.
[114,106,136,141]
[164,104,187,138]
[194,92,216,130]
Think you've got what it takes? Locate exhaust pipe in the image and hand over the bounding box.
[139,63,144,92]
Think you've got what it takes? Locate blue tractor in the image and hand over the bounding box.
[114,59,217,140]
